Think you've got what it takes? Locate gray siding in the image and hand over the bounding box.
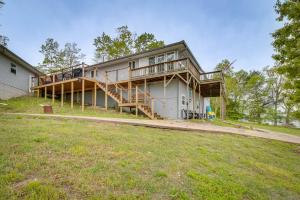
[0,54,35,100]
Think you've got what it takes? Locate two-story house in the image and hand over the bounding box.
[32,41,225,120]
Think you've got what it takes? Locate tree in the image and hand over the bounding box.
[94,25,164,61]
[245,71,269,122]
[62,42,85,68]
[39,39,84,73]
[272,0,300,118]
[0,0,9,47]
[264,66,284,125]
[134,33,164,53]
[39,38,63,73]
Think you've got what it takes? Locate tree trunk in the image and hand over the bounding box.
[286,107,290,125]
[274,102,278,126]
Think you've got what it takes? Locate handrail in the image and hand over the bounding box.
[130,58,188,71]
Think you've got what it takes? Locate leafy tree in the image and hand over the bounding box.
[245,71,269,122]
[0,0,9,47]
[39,38,84,73]
[272,0,300,118]
[134,33,164,53]
[62,42,85,68]
[94,25,164,61]
[264,66,284,125]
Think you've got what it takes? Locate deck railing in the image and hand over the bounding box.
[131,58,191,79]
[199,70,223,82]
[32,63,87,87]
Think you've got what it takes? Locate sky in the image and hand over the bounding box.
[0,0,280,71]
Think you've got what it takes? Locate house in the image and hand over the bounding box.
[32,41,226,120]
[0,45,42,100]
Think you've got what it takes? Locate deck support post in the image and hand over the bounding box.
[61,83,64,107]
[52,85,55,104]
[93,82,97,109]
[220,82,222,120]
[192,79,195,119]
[198,84,201,117]
[163,75,166,116]
[151,99,154,119]
[144,79,147,104]
[136,85,138,117]
[128,81,132,103]
[37,89,39,98]
[105,72,108,110]
[186,72,189,119]
[71,81,74,109]
[120,88,123,113]
[44,86,47,99]
[82,79,85,112]
[76,91,79,104]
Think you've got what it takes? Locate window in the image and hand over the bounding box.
[10,63,16,74]
[181,95,186,105]
[156,55,164,63]
[149,57,155,65]
[91,70,94,78]
[167,52,175,71]
[129,61,136,69]
[189,89,192,103]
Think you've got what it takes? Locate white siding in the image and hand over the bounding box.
[0,54,35,100]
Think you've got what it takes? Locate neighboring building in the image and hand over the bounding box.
[0,45,42,100]
[33,41,225,120]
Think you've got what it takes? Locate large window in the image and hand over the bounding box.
[166,52,175,71]
[156,55,164,63]
[129,61,136,69]
[149,57,155,65]
[10,63,16,75]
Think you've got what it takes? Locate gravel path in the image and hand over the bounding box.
[6,113,300,144]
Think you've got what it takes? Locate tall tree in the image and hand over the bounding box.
[264,66,284,125]
[62,42,85,68]
[245,71,268,122]
[94,26,164,61]
[0,0,9,47]
[39,39,84,73]
[272,0,300,118]
[39,38,63,73]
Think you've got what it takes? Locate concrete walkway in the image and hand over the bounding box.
[6,113,300,144]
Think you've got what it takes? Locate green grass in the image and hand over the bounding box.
[0,96,145,119]
[191,118,300,136]
[0,114,300,199]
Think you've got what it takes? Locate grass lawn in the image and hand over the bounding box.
[212,119,300,136]
[0,96,145,119]
[0,114,300,199]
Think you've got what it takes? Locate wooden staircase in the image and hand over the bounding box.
[85,78,163,119]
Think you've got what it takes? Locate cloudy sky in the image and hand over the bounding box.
[1,0,279,71]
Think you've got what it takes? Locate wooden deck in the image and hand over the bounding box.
[31,58,226,119]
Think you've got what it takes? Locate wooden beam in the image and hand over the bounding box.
[176,73,188,83]
[136,85,138,117]
[61,83,64,107]
[144,79,147,104]
[37,89,39,98]
[193,79,195,119]
[71,81,74,109]
[165,74,176,88]
[82,79,85,112]
[198,84,201,116]
[94,82,97,109]
[186,72,189,118]
[52,85,55,104]
[164,75,166,116]
[220,82,222,120]
[44,86,47,99]
[105,72,108,110]
[120,88,123,113]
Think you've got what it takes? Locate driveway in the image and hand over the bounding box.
[6,113,300,144]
